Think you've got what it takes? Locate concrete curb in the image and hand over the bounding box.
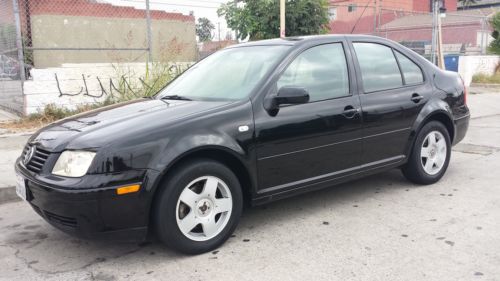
[0,131,34,138]
[470,83,500,89]
[0,186,20,204]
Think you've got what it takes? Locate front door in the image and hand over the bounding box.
[254,42,363,192]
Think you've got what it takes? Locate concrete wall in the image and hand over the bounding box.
[31,15,196,68]
[23,62,192,115]
[458,55,500,86]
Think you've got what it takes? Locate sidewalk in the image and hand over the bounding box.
[0,134,30,203]
[0,108,19,122]
[0,109,26,202]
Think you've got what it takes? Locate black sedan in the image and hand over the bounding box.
[15,35,469,254]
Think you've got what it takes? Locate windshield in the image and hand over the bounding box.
[157,45,290,101]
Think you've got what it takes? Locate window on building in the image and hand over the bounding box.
[353,43,403,93]
[348,4,357,12]
[329,7,338,21]
[278,44,350,102]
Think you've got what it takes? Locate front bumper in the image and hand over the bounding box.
[15,159,160,242]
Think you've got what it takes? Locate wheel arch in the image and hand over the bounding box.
[422,112,455,142]
[149,146,255,212]
[406,100,455,157]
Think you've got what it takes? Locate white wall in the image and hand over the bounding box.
[23,62,191,115]
[458,55,500,86]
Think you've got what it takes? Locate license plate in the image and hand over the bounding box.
[15,173,27,201]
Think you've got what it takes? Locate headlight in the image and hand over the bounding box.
[52,151,96,177]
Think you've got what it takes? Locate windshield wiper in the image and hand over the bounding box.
[160,95,192,101]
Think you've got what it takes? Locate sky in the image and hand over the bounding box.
[104,0,234,41]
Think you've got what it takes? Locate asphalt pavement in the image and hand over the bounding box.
[0,91,499,281]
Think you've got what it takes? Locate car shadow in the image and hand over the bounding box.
[238,168,412,229]
[6,169,417,274]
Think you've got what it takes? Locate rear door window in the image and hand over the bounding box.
[353,43,403,93]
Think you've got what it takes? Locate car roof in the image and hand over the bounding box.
[230,34,382,48]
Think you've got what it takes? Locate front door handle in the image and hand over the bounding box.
[342,106,359,119]
[411,93,424,103]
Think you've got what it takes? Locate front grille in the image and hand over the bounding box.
[44,210,78,228]
[22,145,51,173]
[31,203,78,229]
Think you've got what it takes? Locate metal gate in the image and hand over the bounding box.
[0,0,24,115]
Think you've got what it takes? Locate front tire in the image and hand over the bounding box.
[153,159,243,254]
[402,121,451,185]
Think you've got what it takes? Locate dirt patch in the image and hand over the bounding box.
[453,143,500,156]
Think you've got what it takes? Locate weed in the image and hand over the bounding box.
[472,72,500,84]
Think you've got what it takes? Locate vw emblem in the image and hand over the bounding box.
[23,146,36,165]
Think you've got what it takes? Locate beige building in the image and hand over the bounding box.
[20,0,197,68]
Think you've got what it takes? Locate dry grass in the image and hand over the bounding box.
[1,119,46,133]
[0,62,185,134]
[0,103,102,133]
[472,73,500,84]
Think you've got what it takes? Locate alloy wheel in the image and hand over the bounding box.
[175,176,233,241]
[420,130,447,175]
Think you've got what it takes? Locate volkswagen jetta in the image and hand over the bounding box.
[15,35,469,254]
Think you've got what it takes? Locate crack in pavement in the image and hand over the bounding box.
[4,242,144,276]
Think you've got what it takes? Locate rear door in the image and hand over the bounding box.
[350,41,432,165]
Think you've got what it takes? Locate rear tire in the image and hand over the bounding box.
[153,159,243,254]
[402,121,451,185]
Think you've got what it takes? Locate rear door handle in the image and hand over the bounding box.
[411,93,424,103]
[342,106,359,119]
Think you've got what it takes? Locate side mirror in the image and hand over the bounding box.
[264,86,310,116]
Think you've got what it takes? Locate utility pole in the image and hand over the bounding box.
[431,0,438,65]
[145,0,153,62]
[430,0,445,68]
[218,22,221,48]
[12,0,26,115]
[437,8,444,69]
[378,0,382,33]
[12,0,26,82]
[280,0,285,38]
[481,18,486,55]
[373,0,377,34]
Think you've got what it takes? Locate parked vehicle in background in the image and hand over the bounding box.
[15,35,469,254]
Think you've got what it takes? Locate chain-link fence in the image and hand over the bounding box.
[0,0,24,114]
[378,8,491,58]
[16,0,199,68]
[329,3,495,59]
[1,0,199,115]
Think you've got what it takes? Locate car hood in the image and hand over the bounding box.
[28,98,231,152]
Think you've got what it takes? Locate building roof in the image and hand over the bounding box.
[379,7,498,30]
[458,0,500,9]
[25,0,194,22]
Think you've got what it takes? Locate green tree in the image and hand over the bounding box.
[489,12,500,54]
[218,0,329,41]
[196,17,215,42]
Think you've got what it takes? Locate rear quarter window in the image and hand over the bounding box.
[394,51,424,85]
